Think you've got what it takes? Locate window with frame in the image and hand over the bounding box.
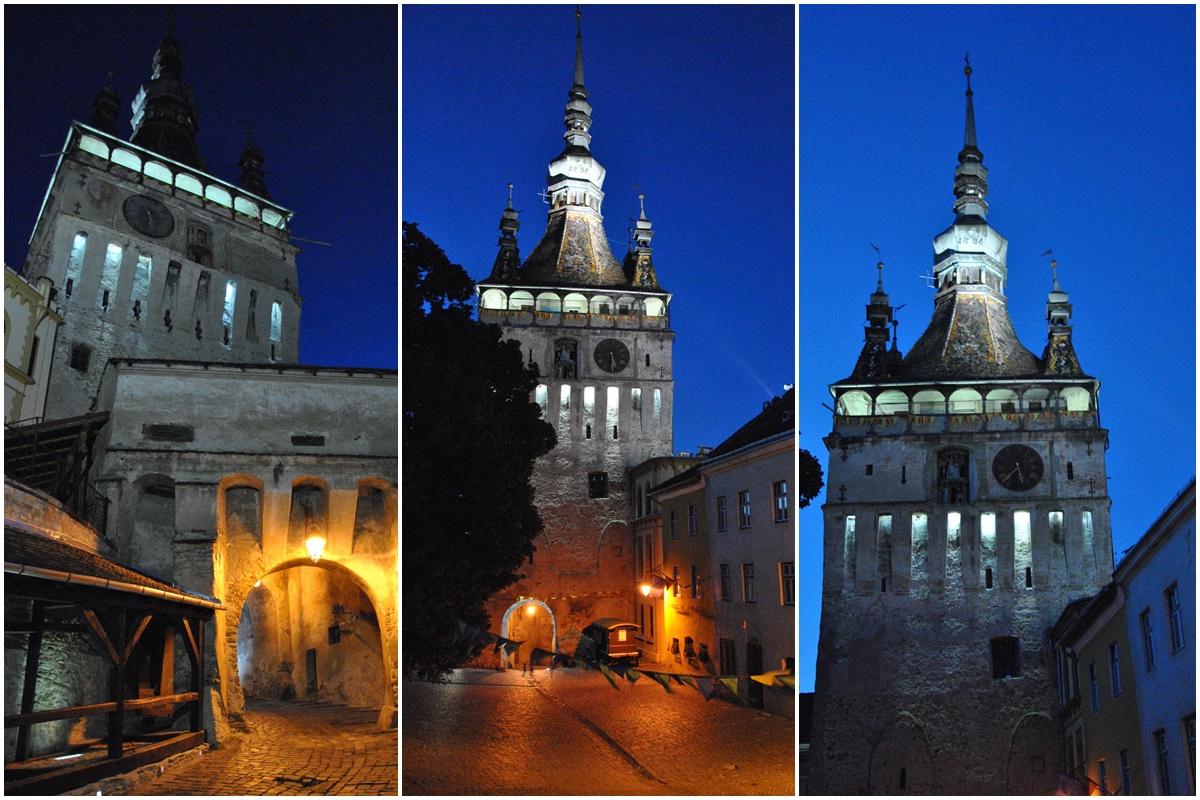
[1089,663,1100,711]
[773,480,788,522]
[588,471,609,499]
[1119,750,1133,796]
[69,342,92,372]
[937,447,970,503]
[742,563,756,602]
[1097,759,1107,796]
[1109,643,1122,696]
[1142,608,1157,671]
[719,564,732,601]
[1185,715,1196,791]
[553,338,578,379]
[1167,583,1186,652]
[691,566,700,598]
[991,636,1019,679]
[738,490,751,528]
[780,561,795,606]
[717,495,728,531]
[672,566,680,597]
[669,509,678,539]
[1154,729,1171,794]
[688,503,698,536]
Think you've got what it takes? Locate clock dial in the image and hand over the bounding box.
[593,338,630,373]
[122,195,175,238]
[992,444,1044,491]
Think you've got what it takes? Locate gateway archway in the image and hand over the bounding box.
[501,599,556,669]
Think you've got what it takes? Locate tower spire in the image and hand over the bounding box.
[573,5,585,90]
[1042,253,1084,375]
[130,8,206,170]
[488,183,522,281]
[953,54,987,221]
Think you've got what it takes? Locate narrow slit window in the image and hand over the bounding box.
[606,387,619,440]
[1014,510,1032,588]
[131,254,152,318]
[222,280,237,348]
[99,242,123,308]
[270,301,282,361]
[65,232,88,296]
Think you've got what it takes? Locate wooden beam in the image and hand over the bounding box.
[4,693,199,728]
[121,613,153,666]
[80,609,119,666]
[181,618,200,666]
[3,730,204,796]
[15,602,45,761]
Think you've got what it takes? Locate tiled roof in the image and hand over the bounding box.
[897,292,1041,380]
[519,211,630,288]
[706,388,795,460]
[5,525,219,608]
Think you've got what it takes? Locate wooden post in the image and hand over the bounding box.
[15,601,46,761]
[107,608,126,760]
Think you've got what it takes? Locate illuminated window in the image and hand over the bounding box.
[738,490,751,528]
[99,242,123,308]
[1015,510,1033,588]
[606,386,619,440]
[716,496,728,531]
[687,504,697,536]
[845,515,858,584]
[534,385,548,418]
[131,254,152,318]
[65,232,88,297]
[773,480,788,522]
[222,281,237,347]
[269,301,282,361]
[691,566,700,598]
[877,514,893,592]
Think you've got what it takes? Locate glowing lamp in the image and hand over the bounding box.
[305,532,326,562]
[524,603,537,617]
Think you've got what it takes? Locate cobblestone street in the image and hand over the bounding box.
[116,700,397,796]
[403,667,795,795]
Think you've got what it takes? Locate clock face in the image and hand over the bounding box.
[123,195,175,238]
[992,444,1044,491]
[593,338,630,373]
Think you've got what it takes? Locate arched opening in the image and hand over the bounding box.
[948,388,982,414]
[288,478,328,559]
[912,389,946,415]
[479,289,507,310]
[643,297,665,317]
[1022,388,1050,412]
[986,388,1019,414]
[352,478,394,555]
[235,560,387,710]
[534,292,562,312]
[509,290,534,310]
[1060,386,1091,412]
[562,293,588,313]
[501,599,556,670]
[837,390,872,416]
[589,295,614,315]
[875,389,909,415]
[131,475,176,579]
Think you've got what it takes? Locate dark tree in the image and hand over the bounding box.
[798,447,824,509]
[402,222,556,679]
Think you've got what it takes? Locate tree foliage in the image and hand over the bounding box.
[798,447,824,510]
[402,222,556,679]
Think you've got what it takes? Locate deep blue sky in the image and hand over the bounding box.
[402,4,796,458]
[800,6,1196,691]
[4,5,397,369]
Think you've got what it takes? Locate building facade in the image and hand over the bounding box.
[4,17,397,780]
[809,65,1113,794]
[1117,479,1196,795]
[473,14,675,662]
[4,267,61,424]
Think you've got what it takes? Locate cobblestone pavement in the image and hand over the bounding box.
[125,700,397,796]
[403,667,795,795]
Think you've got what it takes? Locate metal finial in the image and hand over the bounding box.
[638,193,646,217]
[576,4,582,34]
[507,182,515,208]
[167,6,176,37]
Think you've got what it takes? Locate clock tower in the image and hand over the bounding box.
[808,62,1113,794]
[475,10,674,664]
[20,17,301,420]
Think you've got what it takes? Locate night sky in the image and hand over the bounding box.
[4,5,397,369]
[402,4,796,458]
[800,6,1196,691]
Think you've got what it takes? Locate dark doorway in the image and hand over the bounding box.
[719,638,736,676]
[747,641,764,709]
[305,648,318,695]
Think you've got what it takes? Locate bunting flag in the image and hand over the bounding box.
[646,671,674,692]
[624,668,642,684]
[597,664,620,690]
[529,647,556,667]
[717,676,740,694]
[502,639,523,656]
[676,673,697,690]
[691,676,718,700]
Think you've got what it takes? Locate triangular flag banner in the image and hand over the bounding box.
[677,674,697,689]
[597,663,620,690]
[646,671,674,692]
[751,672,776,686]
[624,668,642,684]
[669,673,687,686]
[775,674,796,690]
[493,637,508,654]
[502,639,523,656]
[692,675,718,700]
[529,647,555,666]
[717,676,740,694]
